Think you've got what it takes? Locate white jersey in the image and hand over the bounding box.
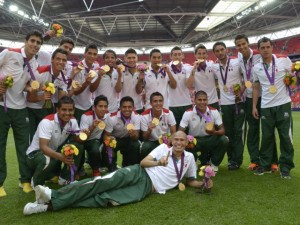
[36,50,51,66]
[120,69,143,111]
[72,59,99,110]
[0,48,37,109]
[252,54,292,108]
[141,108,176,141]
[27,113,79,154]
[144,65,170,109]
[145,144,197,194]
[94,68,119,113]
[212,57,243,105]
[193,60,218,105]
[80,110,109,140]
[105,110,140,138]
[238,49,261,98]
[180,106,222,137]
[26,65,68,108]
[168,62,192,107]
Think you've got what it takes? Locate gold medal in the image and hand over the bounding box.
[245,81,252,89]
[31,80,40,90]
[269,85,277,94]
[157,63,162,67]
[126,123,135,130]
[88,70,96,78]
[178,182,185,191]
[198,59,205,63]
[118,64,125,72]
[152,118,159,126]
[72,80,79,89]
[101,65,110,73]
[79,132,87,141]
[77,64,84,70]
[97,121,106,130]
[205,122,214,131]
[223,85,228,92]
[173,60,179,65]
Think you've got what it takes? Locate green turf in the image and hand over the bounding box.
[0,113,299,225]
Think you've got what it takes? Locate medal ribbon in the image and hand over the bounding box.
[3,93,7,112]
[59,70,72,88]
[60,119,80,135]
[196,108,212,122]
[219,58,230,86]
[171,152,185,184]
[197,62,207,72]
[171,64,182,74]
[48,65,71,87]
[120,113,131,125]
[243,56,253,81]
[263,55,275,85]
[158,67,166,77]
[24,58,36,81]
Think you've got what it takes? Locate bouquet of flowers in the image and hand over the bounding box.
[186,135,197,149]
[137,63,148,72]
[61,144,79,157]
[104,136,117,165]
[43,24,64,41]
[51,24,64,37]
[230,83,242,103]
[198,165,215,193]
[158,133,172,147]
[0,75,14,88]
[291,61,300,85]
[61,144,79,182]
[283,72,297,86]
[42,82,55,108]
[291,61,300,75]
[0,74,13,93]
[0,75,14,110]
[283,72,297,96]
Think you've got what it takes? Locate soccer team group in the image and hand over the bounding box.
[0,29,295,214]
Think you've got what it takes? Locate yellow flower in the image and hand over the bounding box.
[295,61,300,65]
[158,135,163,144]
[295,64,300,70]
[200,166,206,170]
[193,138,197,145]
[74,147,79,156]
[199,171,204,176]
[48,83,54,88]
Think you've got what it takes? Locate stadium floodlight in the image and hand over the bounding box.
[9,4,18,12]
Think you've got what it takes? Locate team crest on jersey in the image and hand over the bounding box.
[14,61,20,66]
[116,122,123,128]
[284,112,289,118]
[261,116,266,120]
